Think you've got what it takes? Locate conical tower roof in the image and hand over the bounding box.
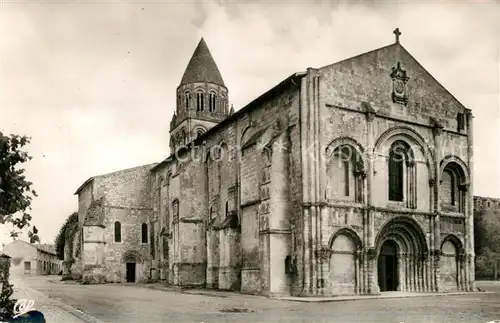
[180,38,225,86]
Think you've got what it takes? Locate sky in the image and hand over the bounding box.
[0,0,499,245]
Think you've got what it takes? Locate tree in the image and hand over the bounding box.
[0,131,38,319]
[475,209,500,279]
[55,212,78,260]
[28,225,40,244]
[0,131,37,238]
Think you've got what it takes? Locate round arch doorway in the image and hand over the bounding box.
[377,240,399,292]
[122,250,143,283]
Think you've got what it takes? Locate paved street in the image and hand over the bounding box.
[11,275,500,323]
[10,275,101,323]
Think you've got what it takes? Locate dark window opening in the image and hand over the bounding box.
[141,223,148,243]
[197,92,204,112]
[457,113,465,131]
[185,92,191,110]
[114,221,121,242]
[209,93,216,112]
[344,160,350,196]
[389,142,408,202]
[150,226,155,258]
[449,171,456,205]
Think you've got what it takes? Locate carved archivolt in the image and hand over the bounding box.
[325,136,366,172]
[327,227,363,250]
[439,155,470,185]
[374,126,436,178]
[440,234,465,254]
[121,250,144,263]
[375,216,429,255]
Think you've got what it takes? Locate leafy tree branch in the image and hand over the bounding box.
[0,131,38,239]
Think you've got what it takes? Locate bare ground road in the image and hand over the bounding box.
[13,275,500,323]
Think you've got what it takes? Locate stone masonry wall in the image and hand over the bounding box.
[79,164,155,283]
[312,42,472,295]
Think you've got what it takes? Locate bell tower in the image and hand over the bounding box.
[169,38,229,153]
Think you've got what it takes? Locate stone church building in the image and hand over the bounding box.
[70,29,475,296]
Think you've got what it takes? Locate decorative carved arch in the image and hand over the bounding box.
[121,250,143,263]
[374,126,435,178]
[328,227,363,250]
[193,126,207,138]
[375,216,429,254]
[440,234,464,254]
[440,155,470,185]
[325,136,366,171]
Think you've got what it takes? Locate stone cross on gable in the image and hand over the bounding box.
[394,28,401,43]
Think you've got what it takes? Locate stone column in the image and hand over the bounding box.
[302,208,312,295]
[206,227,214,288]
[466,110,475,291]
[402,254,408,291]
[364,102,377,294]
[298,68,324,296]
[355,251,361,294]
[397,253,403,291]
[460,252,466,291]
[423,255,428,292]
[428,180,435,292]
[299,70,313,296]
[416,257,421,292]
[431,118,443,292]
[310,208,318,295]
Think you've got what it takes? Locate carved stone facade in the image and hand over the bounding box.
[74,33,475,296]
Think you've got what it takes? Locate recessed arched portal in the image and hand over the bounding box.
[378,240,399,291]
[375,216,429,293]
[122,250,143,283]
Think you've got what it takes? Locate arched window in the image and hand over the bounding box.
[332,145,352,197]
[141,223,148,243]
[442,170,456,205]
[114,221,121,242]
[388,140,414,203]
[220,97,226,113]
[440,162,467,213]
[209,92,216,112]
[196,91,204,112]
[184,91,191,110]
[328,144,364,202]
